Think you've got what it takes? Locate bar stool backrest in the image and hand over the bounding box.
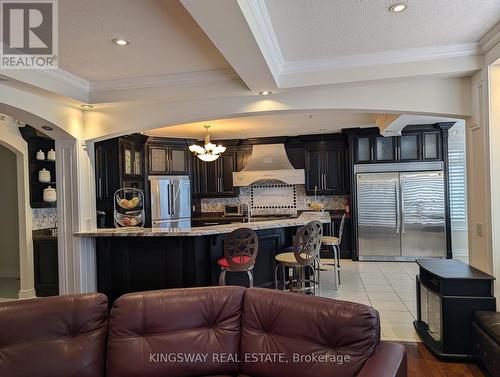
[293,220,323,266]
[338,214,346,243]
[223,227,259,271]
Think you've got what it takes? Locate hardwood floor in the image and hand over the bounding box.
[404,342,487,377]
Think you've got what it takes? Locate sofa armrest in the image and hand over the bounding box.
[357,341,407,377]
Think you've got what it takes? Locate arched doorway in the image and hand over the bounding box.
[0,115,35,299]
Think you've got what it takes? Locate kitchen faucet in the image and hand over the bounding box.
[242,203,251,223]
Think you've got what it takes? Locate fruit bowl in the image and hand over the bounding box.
[114,211,143,227]
[115,189,142,210]
[113,188,145,228]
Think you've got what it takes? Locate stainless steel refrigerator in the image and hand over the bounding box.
[355,162,447,261]
[149,176,191,228]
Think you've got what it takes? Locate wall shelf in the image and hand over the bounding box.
[19,125,57,209]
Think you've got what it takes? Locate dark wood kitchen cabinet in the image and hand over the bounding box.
[305,142,348,195]
[33,238,59,297]
[351,126,445,164]
[193,152,238,198]
[95,134,147,227]
[147,138,190,175]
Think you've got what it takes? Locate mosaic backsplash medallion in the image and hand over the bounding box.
[201,181,347,216]
[32,208,57,230]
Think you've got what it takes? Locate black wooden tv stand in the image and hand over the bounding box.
[414,259,496,360]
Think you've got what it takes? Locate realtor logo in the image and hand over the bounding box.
[0,0,58,68]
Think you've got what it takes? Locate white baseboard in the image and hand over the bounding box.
[18,288,36,299]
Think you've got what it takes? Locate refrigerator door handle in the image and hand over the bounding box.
[395,182,401,234]
[399,179,405,234]
[170,183,175,215]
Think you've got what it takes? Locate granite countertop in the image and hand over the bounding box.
[192,210,350,221]
[33,228,58,240]
[75,212,331,238]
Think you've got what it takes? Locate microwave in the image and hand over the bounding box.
[224,204,242,216]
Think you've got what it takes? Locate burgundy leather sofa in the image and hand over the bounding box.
[0,287,406,377]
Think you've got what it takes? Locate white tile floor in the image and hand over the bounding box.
[318,260,422,342]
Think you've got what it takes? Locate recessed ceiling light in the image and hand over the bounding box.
[389,3,407,12]
[258,90,272,95]
[80,104,94,109]
[112,38,130,46]
[42,125,53,131]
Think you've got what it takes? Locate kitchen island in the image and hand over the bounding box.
[76,212,331,302]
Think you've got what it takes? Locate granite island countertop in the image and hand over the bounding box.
[75,212,331,237]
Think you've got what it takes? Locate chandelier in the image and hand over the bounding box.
[189,125,226,162]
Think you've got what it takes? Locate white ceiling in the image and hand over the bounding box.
[263,0,500,62]
[145,110,378,139]
[59,0,230,81]
[2,0,498,108]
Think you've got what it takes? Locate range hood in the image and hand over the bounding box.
[233,144,305,186]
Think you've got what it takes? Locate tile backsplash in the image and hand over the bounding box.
[32,208,57,230]
[201,181,347,216]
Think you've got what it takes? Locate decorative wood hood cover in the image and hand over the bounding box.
[233,144,305,186]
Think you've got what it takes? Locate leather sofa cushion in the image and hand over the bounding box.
[474,311,500,344]
[106,286,245,377]
[472,321,500,377]
[240,288,380,377]
[0,293,108,377]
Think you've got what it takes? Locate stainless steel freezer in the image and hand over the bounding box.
[149,176,191,228]
[356,162,446,261]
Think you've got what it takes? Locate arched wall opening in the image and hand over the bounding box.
[0,103,82,298]
[0,115,35,298]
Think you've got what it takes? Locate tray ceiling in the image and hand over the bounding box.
[263,0,500,62]
[59,0,230,81]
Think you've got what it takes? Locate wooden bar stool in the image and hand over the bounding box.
[274,220,323,295]
[218,227,258,287]
[321,214,346,289]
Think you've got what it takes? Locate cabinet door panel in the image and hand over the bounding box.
[133,149,143,176]
[170,147,188,174]
[375,136,396,162]
[305,150,322,192]
[323,149,345,194]
[400,134,420,161]
[424,132,440,160]
[220,153,237,195]
[204,160,219,196]
[191,156,205,197]
[123,146,133,175]
[150,147,168,173]
[34,240,59,297]
[356,137,372,163]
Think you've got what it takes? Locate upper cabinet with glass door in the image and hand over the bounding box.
[352,126,445,164]
[122,141,144,178]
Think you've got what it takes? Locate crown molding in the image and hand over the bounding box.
[480,21,500,53]
[90,68,239,92]
[237,0,285,81]
[281,43,481,75]
[36,68,90,92]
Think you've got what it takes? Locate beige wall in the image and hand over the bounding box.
[489,63,500,300]
[0,145,19,277]
[467,69,493,275]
